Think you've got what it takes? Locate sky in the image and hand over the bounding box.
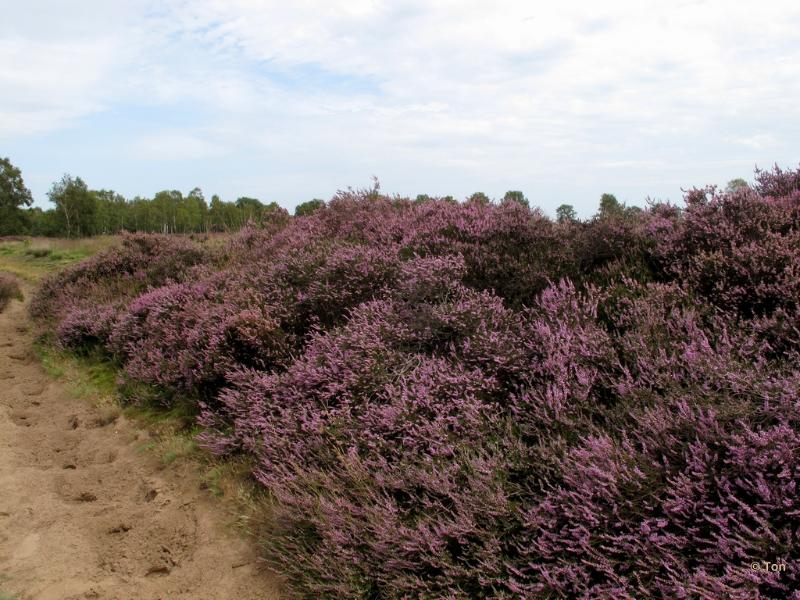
[2,0,799,218]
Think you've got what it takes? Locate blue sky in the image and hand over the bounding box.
[2,0,799,218]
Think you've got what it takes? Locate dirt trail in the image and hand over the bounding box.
[0,284,280,600]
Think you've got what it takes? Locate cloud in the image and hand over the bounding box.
[129,131,228,161]
[3,0,800,214]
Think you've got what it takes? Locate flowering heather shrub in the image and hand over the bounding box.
[399,199,576,306]
[754,163,800,198]
[0,273,22,312]
[569,207,669,287]
[30,233,213,328]
[226,278,799,598]
[56,303,122,350]
[657,174,800,317]
[108,274,303,400]
[32,165,800,598]
[107,239,402,399]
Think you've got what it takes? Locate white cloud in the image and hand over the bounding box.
[129,131,228,161]
[2,0,800,212]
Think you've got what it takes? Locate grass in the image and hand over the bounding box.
[0,236,119,281]
[36,345,119,408]
[0,575,18,600]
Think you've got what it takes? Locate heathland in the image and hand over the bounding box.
[2,165,800,598]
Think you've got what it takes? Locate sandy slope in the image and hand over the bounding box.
[0,286,280,600]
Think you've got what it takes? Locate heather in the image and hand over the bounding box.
[30,233,214,349]
[31,166,800,598]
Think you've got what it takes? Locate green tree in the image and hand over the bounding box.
[208,194,238,231]
[26,207,61,236]
[556,203,577,223]
[466,192,491,205]
[725,178,749,193]
[624,205,643,217]
[0,157,34,235]
[598,193,623,219]
[185,188,209,232]
[414,194,432,204]
[92,189,127,234]
[295,199,325,217]
[502,190,529,208]
[152,190,184,233]
[235,196,264,226]
[48,175,96,237]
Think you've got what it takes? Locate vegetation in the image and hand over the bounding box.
[0,157,34,236]
[0,158,290,237]
[0,237,120,281]
[27,163,800,598]
[294,198,326,217]
[501,189,528,207]
[556,203,577,222]
[0,273,22,312]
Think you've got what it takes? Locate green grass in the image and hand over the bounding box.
[36,344,119,407]
[0,236,119,281]
[0,575,18,600]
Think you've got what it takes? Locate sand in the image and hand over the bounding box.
[0,285,280,600]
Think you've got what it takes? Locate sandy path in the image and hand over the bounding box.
[0,285,280,600]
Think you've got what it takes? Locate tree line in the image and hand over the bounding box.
[0,158,299,237]
[2,156,679,238]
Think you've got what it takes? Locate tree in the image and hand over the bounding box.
[556,204,577,223]
[91,189,127,234]
[725,178,749,194]
[502,190,529,208]
[152,190,183,233]
[234,197,262,226]
[295,199,325,217]
[598,193,623,219]
[466,192,491,205]
[0,157,34,235]
[414,194,432,204]
[26,207,60,236]
[48,175,96,237]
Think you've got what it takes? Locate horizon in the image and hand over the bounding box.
[3,1,799,218]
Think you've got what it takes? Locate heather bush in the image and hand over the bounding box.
[30,233,213,328]
[233,277,799,598]
[0,273,22,312]
[30,165,800,598]
[657,177,800,318]
[56,303,122,350]
[569,206,671,287]
[399,199,575,306]
[108,239,402,400]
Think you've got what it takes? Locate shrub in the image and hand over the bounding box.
[31,233,214,346]
[30,165,800,598]
[657,177,800,318]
